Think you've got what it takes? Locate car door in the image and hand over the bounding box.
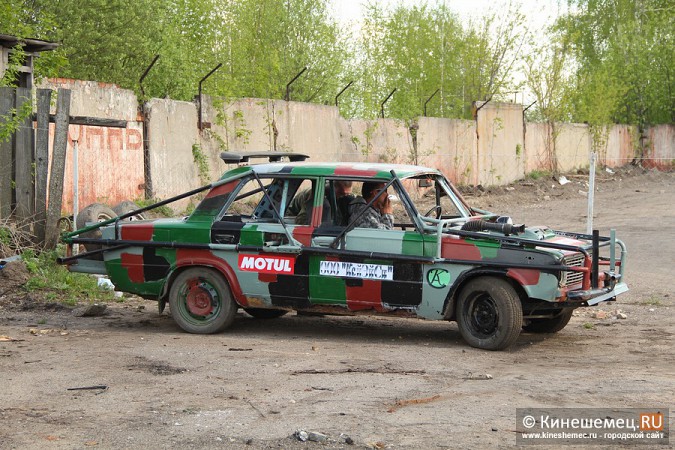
[209,175,311,309]
[307,179,428,312]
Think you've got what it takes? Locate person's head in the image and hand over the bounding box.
[362,181,387,205]
[335,180,353,197]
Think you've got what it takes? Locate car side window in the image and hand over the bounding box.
[219,177,319,224]
[285,179,315,225]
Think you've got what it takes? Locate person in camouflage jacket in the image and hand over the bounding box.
[348,181,394,230]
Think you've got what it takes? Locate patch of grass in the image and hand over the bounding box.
[22,248,115,304]
[526,169,552,180]
[640,297,662,306]
[583,322,595,330]
[133,197,174,217]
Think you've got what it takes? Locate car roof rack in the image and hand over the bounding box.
[220,151,310,164]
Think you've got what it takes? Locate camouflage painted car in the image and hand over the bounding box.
[59,152,628,350]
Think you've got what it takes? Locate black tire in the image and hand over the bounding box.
[112,200,146,221]
[76,203,116,255]
[244,308,288,319]
[76,203,116,229]
[523,309,574,333]
[456,277,523,350]
[169,267,237,334]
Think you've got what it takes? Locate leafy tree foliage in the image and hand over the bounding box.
[350,1,526,119]
[556,0,674,126]
[1,0,671,127]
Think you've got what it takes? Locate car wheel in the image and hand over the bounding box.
[523,309,573,333]
[169,268,237,334]
[243,308,288,319]
[112,200,146,221]
[456,277,522,350]
[76,203,116,256]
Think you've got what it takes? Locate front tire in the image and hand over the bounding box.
[169,268,236,334]
[523,309,573,333]
[456,277,523,350]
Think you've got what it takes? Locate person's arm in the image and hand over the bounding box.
[352,204,392,230]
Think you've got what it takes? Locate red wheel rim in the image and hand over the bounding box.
[185,279,215,316]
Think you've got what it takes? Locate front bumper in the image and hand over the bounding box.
[567,280,629,306]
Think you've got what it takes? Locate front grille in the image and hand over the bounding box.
[561,252,586,287]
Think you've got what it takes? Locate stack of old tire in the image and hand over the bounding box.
[76,201,146,257]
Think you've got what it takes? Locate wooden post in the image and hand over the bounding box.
[34,89,52,246]
[0,88,15,220]
[14,88,34,225]
[44,89,71,249]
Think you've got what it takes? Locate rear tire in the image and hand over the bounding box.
[169,268,236,334]
[523,309,573,333]
[456,277,523,350]
[112,200,146,221]
[244,308,288,319]
[76,203,116,256]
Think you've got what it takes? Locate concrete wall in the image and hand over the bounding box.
[145,98,201,208]
[554,123,592,172]
[475,102,525,185]
[34,79,673,215]
[644,124,675,170]
[605,125,638,167]
[416,117,476,185]
[524,122,552,173]
[40,79,144,212]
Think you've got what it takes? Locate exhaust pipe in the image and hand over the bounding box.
[461,220,526,236]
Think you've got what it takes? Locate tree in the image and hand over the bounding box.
[558,0,674,126]
[351,1,527,120]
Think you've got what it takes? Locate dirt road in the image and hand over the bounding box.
[1,167,673,449]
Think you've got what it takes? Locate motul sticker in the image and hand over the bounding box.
[238,254,295,274]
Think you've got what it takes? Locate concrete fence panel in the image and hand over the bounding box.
[145,98,200,207]
[644,124,675,170]
[42,79,138,121]
[417,117,476,185]
[50,123,145,212]
[555,123,591,172]
[524,123,553,174]
[25,78,672,218]
[604,125,638,167]
[340,119,412,165]
[475,102,525,185]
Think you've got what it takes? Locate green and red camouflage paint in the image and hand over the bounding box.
[61,161,628,350]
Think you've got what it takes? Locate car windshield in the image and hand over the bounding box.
[403,174,472,224]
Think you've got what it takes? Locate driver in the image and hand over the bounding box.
[348,181,394,230]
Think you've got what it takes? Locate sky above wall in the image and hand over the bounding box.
[328,0,566,29]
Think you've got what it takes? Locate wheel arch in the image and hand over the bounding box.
[159,259,245,307]
[442,268,527,320]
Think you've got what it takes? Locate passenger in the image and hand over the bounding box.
[334,180,355,226]
[288,180,355,226]
[287,186,313,224]
[348,181,394,230]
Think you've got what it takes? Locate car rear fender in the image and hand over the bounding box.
[442,268,526,320]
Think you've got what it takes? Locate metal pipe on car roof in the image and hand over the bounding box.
[198,63,223,130]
